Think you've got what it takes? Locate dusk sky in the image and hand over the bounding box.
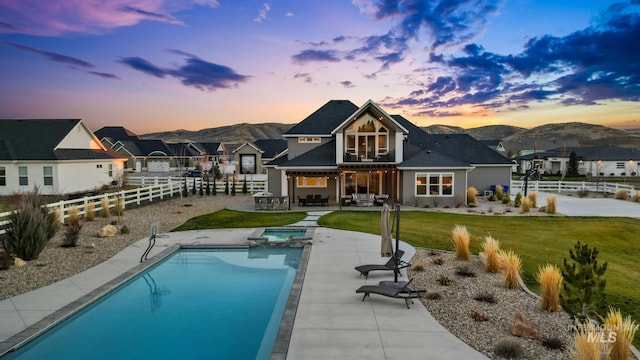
[1,0,639,134]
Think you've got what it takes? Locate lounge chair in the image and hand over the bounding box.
[355,279,426,308]
[355,250,408,279]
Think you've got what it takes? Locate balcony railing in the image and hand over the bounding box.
[343,152,394,163]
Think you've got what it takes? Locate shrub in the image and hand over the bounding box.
[577,189,589,198]
[494,337,523,359]
[466,186,478,206]
[546,195,557,214]
[455,265,476,277]
[570,320,605,360]
[437,275,453,286]
[495,185,504,198]
[113,196,124,216]
[4,189,60,260]
[425,292,442,300]
[604,307,637,360]
[85,202,95,221]
[431,257,444,265]
[451,224,471,260]
[501,193,511,204]
[560,241,607,321]
[633,190,640,202]
[198,180,204,196]
[528,192,538,208]
[541,336,565,351]
[120,225,130,234]
[100,197,110,218]
[499,249,522,289]
[474,292,497,304]
[470,310,489,322]
[614,189,629,200]
[521,197,531,213]
[481,235,500,273]
[205,178,211,195]
[224,178,229,195]
[514,192,522,207]
[536,264,563,312]
[231,179,236,196]
[62,206,82,247]
[412,262,425,271]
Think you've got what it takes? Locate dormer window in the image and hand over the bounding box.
[298,137,321,143]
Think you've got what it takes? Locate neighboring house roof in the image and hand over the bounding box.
[234,142,264,154]
[194,142,222,155]
[0,119,120,161]
[285,100,359,136]
[114,139,173,157]
[95,126,140,142]
[254,139,287,159]
[521,145,640,161]
[392,115,512,165]
[166,143,201,157]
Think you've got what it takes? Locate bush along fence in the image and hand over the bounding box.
[0,177,267,236]
[510,180,636,195]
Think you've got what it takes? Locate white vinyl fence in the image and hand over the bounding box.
[0,176,267,236]
[510,180,637,195]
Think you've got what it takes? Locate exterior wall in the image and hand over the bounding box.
[581,160,640,177]
[292,175,337,204]
[467,166,512,194]
[58,123,103,149]
[0,160,121,196]
[266,168,282,196]
[286,137,332,159]
[234,146,264,174]
[400,169,467,206]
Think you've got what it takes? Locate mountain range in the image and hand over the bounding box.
[142,122,640,155]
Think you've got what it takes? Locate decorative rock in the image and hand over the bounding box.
[14,257,26,267]
[512,312,538,339]
[97,225,117,237]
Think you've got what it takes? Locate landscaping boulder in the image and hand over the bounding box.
[97,225,117,237]
[511,312,538,339]
[14,257,26,267]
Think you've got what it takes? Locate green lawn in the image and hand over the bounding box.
[319,211,640,347]
[171,208,640,347]
[172,209,308,231]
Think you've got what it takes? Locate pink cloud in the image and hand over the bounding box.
[0,0,219,36]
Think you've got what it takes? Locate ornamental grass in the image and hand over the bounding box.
[85,202,95,221]
[100,197,110,218]
[521,197,531,213]
[499,249,521,289]
[536,263,562,312]
[546,195,557,214]
[466,186,478,206]
[604,307,638,360]
[528,192,538,208]
[451,224,471,260]
[570,320,606,360]
[614,189,629,200]
[481,235,500,273]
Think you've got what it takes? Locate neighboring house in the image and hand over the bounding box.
[519,145,640,177]
[479,140,507,153]
[96,126,174,172]
[1,119,125,196]
[265,100,513,206]
[254,139,287,170]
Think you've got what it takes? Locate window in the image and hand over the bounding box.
[0,167,5,186]
[19,166,28,186]
[616,162,625,169]
[344,115,389,160]
[298,137,321,143]
[43,166,53,186]
[415,173,453,196]
[96,164,103,168]
[297,176,327,188]
[108,164,113,177]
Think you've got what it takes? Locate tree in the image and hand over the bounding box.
[242,175,248,194]
[198,179,204,196]
[191,178,197,195]
[224,176,229,195]
[567,151,579,177]
[205,177,211,195]
[560,241,608,321]
[231,175,236,196]
[212,176,217,196]
[182,179,188,198]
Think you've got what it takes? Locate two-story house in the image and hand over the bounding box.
[265,100,513,206]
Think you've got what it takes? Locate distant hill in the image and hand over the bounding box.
[141,123,293,143]
[141,121,640,154]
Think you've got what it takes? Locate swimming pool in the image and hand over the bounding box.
[2,247,304,360]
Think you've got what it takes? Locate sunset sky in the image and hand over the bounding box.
[1,0,639,134]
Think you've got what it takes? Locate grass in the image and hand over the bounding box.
[172,209,308,231]
[318,210,640,347]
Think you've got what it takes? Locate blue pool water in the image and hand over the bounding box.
[261,229,306,242]
[3,248,302,360]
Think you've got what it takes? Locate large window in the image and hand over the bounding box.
[43,166,53,186]
[344,115,389,160]
[240,154,256,174]
[0,167,5,186]
[415,173,453,196]
[297,176,327,188]
[19,166,28,186]
[298,137,321,143]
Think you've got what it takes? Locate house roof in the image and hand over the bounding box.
[94,126,140,142]
[331,99,409,135]
[254,139,287,159]
[272,140,337,168]
[234,142,264,154]
[521,145,640,161]
[0,119,120,161]
[166,143,201,157]
[115,139,173,157]
[194,142,222,155]
[285,100,359,136]
[399,143,472,169]
[392,115,513,165]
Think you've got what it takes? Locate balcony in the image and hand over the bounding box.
[343,152,394,163]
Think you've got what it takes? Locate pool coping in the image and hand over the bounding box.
[248,227,315,242]
[0,244,311,359]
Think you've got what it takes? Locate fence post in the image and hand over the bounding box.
[558,181,561,193]
[58,200,65,223]
[120,191,126,210]
[137,188,141,205]
[154,176,159,185]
